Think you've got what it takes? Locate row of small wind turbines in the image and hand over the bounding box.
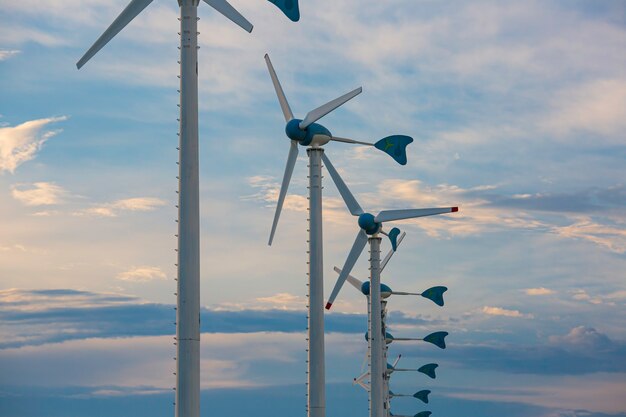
[264,56,458,417]
[74,0,458,416]
[335,232,450,417]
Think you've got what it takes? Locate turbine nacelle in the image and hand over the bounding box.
[285,119,332,147]
[360,281,393,298]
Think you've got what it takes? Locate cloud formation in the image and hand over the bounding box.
[0,49,20,61]
[117,266,167,282]
[11,182,68,206]
[0,116,66,173]
[482,306,534,319]
[79,197,166,217]
[524,287,555,296]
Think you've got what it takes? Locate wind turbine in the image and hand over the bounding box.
[76,2,296,417]
[264,54,413,417]
[322,165,457,417]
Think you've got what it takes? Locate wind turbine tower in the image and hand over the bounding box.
[76,2,297,417]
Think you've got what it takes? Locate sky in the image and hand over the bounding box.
[1,0,626,416]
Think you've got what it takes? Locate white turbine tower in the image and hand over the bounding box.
[323,161,457,417]
[264,54,414,417]
[76,2,297,417]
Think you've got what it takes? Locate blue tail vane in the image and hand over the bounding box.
[417,363,438,379]
[415,412,432,417]
[421,286,448,307]
[375,135,413,165]
[389,227,401,251]
[423,331,448,349]
[414,390,431,404]
[268,0,300,21]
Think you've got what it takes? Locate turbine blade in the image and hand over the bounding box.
[299,87,362,129]
[266,0,300,21]
[333,266,363,292]
[76,0,154,69]
[268,140,299,245]
[392,354,402,368]
[326,229,368,309]
[380,231,406,272]
[203,0,253,32]
[375,207,458,223]
[321,153,363,216]
[264,54,294,122]
[330,136,374,146]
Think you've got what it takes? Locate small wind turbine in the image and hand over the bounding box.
[76,3,295,417]
[264,54,413,417]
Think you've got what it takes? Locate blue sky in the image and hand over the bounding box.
[1,0,625,416]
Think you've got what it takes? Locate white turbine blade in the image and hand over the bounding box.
[380,231,406,272]
[326,229,368,309]
[360,348,368,373]
[299,87,362,129]
[392,354,402,368]
[333,266,363,292]
[268,140,298,245]
[76,0,154,69]
[330,136,374,146]
[264,54,294,122]
[375,207,458,223]
[321,153,363,216]
[203,0,253,32]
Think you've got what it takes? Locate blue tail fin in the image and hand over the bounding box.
[414,389,431,403]
[389,227,401,251]
[423,331,448,349]
[417,363,438,379]
[421,286,447,307]
[267,0,300,21]
[375,135,413,165]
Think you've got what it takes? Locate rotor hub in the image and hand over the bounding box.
[358,213,381,235]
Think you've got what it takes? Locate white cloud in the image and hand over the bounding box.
[255,292,305,310]
[524,287,555,296]
[79,197,166,217]
[0,49,20,60]
[116,266,167,282]
[0,116,66,173]
[570,289,604,305]
[553,216,626,254]
[11,182,67,206]
[543,79,626,140]
[482,306,533,319]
